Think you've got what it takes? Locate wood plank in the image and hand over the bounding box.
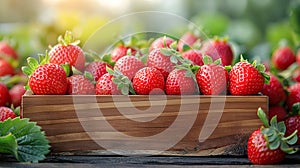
[22,95,268,155]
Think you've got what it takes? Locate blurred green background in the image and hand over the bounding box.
[0,0,300,65]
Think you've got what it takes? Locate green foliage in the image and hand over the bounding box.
[0,117,50,162]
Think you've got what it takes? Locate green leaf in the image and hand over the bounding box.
[291,102,300,115]
[170,41,178,50]
[129,84,136,95]
[270,116,278,129]
[261,128,272,136]
[170,56,178,64]
[84,71,94,82]
[60,63,71,77]
[213,58,222,65]
[257,108,270,128]
[203,55,213,65]
[269,137,280,150]
[27,57,39,70]
[21,66,33,76]
[277,121,286,134]
[280,142,298,154]
[121,86,129,95]
[0,117,50,162]
[106,66,115,75]
[126,49,132,56]
[262,73,270,85]
[185,70,193,78]
[0,133,18,159]
[182,44,191,52]
[287,133,298,145]
[160,48,173,56]
[267,131,278,142]
[224,65,232,72]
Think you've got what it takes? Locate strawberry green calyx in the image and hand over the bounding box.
[290,102,300,116]
[57,30,80,46]
[22,51,50,77]
[83,71,96,84]
[160,42,192,66]
[106,66,135,95]
[257,108,298,154]
[202,55,222,65]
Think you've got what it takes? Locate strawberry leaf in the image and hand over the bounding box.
[287,133,298,145]
[21,66,33,76]
[277,121,286,134]
[160,48,173,56]
[170,56,178,64]
[270,116,278,129]
[60,63,71,77]
[170,41,178,51]
[258,107,270,128]
[291,102,300,115]
[182,44,191,52]
[213,58,222,65]
[0,117,50,162]
[202,55,213,65]
[269,138,280,150]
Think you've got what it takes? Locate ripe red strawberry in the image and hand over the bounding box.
[247,108,298,165]
[0,83,10,106]
[201,38,233,66]
[287,83,300,110]
[149,36,174,52]
[284,115,300,144]
[96,73,121,95]
[49,31,85,71]
[182,50,203,66]
[133,67,165,95]
[114,56,145,80]
[0,42,18,60]
[0,59,14,77]
[111,45,137,62]
[147,48,176,79]
[29,64,68,95]
[272,46,295,70]
[248,129,286,165]
[268,106,287,122]
[67,75,95,95]
[177,32,198,52]
[229,59,267,95]
[0,106,16,122]
[9,84,26,107]
[166,69,197,95]
[261,74,286,106]
[196,63,228,95]
[85,62,112,81]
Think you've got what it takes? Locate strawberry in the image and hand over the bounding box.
[201,38,233,66]
[0,59,14,77]
[49,31,85,71]
[272,46,295,71]
[285,115,300,144]
[261,74,286,106]
[85,62,112,81]
[247,108,298,165]
[29,64,68,95]
[182,50,203,66]
[287,83,300,110]
[114,56,145,80]
[149,36,174,52]
[147,48,176,79]
[0,83,10,106]
[229,58,269,95]
[133,67,165,95]
[111,45,137,62]
[268,106,287,122]
[96,73,121,95]
[0,106,16,122]
[196,56,228,95]
[248,129,286,164]
[9,84,26,107]
[0,42,18,60]
[67,75,95,95]
[166,69,197,95]
[177,32,199,52]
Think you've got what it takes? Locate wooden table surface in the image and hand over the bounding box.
[1,154,300,167]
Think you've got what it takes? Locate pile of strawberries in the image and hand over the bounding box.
[0,42,26,122]
[5,31,298,165]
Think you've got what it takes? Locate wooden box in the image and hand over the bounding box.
[22,95,268,156]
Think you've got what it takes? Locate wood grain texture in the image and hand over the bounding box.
[22,95,268,156]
